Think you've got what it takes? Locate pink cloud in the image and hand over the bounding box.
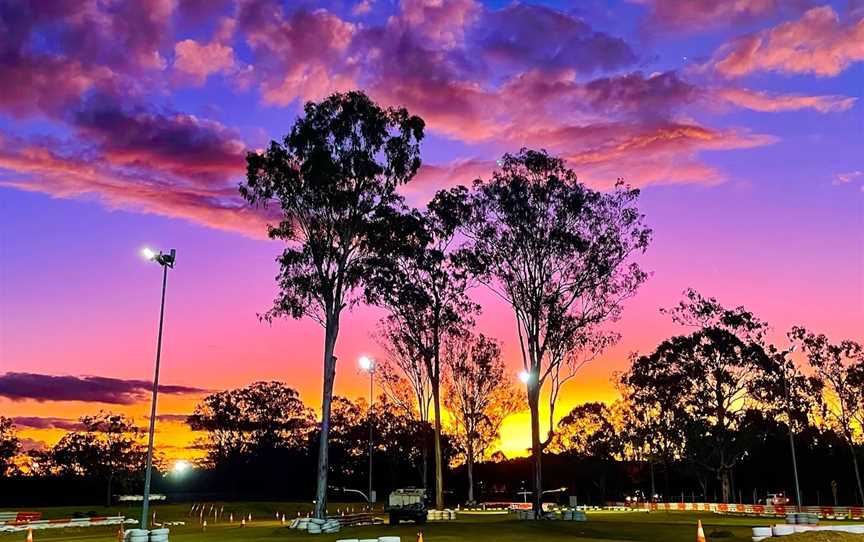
[634,0,814,32]
[504,70,700,121]
[239,2,357,105]
[369,67,775,189]
[261,63,357,105]
[0,103,268,236]
[178,0,234,24]
[716,87,857,112]
[474,3,636,75]
[352,0,374,16]
[71,102,247,181]
[0,0,796,235]
[173,39,236,85]
[407,158,494,197]
[712,6,864,77]
[45,0,174,72]
[0,0,178,118]
[0,53,114,117]
[0,135,270,237]
[368,77,498,141]
[833,170,863,185]
[529,122,776,188]
[406,121,774,195]
[365,64,777,190]
[0,3,113,117]
[240,4,355,60]
[392,0,481,49]
[369,70,701,144]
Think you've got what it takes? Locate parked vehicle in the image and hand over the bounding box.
[765,493,790,505]
[386,488,427,525]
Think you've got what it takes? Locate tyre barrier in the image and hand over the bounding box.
[124,527,170,542]
[561,509,588,522]
[785,512,819,524]
[752,524,864,538]
[458,504,511,512]
[513,508,587,521]
[513,510,536,520]
[334,537,399,542]
[427,509,456,521]
[751,526,772,541]
[290,512,383,534]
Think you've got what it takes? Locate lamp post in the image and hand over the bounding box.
[780,345,802,511]
[140,248,176,530]
[358,356,375,503]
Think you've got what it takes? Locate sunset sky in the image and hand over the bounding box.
[0,0,862,460]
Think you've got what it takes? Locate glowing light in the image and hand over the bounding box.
[142,247,156,260]
[358,356,374,372]
[172,460,190,475]
[518,370,531,384]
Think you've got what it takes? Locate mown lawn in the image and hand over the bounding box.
[2,503,862,542]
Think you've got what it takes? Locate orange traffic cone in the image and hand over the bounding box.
[696,520,707,542]
[25,528,33,542]
[117,523,125,542]
[417,530,424,542]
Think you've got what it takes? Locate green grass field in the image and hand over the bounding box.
[2,503,863,542]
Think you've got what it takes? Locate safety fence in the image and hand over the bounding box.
[632,502,864,520]
[0,512,41,524]
[0,515,135,532]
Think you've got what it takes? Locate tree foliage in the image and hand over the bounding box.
[791,326,864,504]
[552,402,622,460]
[188,381,315,465]
[452,148,651,513]
[625,290,779,503]
[0,417,19,476]
[240,90,424,516]
[49,412,145,505]
[363,188,478,508]
[374,318,433,423]
[443,331,522,503]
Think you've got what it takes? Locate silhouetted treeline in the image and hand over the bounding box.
[2,303,862,507]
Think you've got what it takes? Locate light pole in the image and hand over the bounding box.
[780,345,802,511]
[140,248,176,530]
[359,356,375,504]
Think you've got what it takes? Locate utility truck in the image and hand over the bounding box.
[387,488,427,525]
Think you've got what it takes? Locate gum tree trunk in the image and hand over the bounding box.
[432,377,444,509]
[849,440,864,505]
[467,440,475,504]
[528,385,542,516]
[314,314,340,518]
[422,443,429,490]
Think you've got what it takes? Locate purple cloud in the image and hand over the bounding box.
[70,99,247,181]
[636,0,816,33]
[474,3,637,75]
[0,372,208,404]
[11,416,85,431]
